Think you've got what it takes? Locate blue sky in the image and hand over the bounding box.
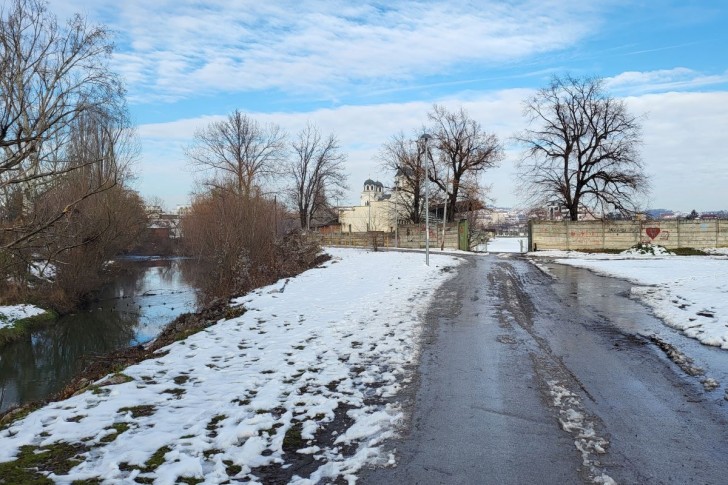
[49,0,728,212]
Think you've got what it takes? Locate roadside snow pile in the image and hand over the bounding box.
[546,380,615,485]
[706,248,728,256]
[0,304,46,330]
[621,243,673,256]
[0,248,461,484]
[546,256,728,349]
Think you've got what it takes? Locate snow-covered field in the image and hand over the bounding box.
[532,250,728,349]
[0,248,461,484]
[0,304,46,330]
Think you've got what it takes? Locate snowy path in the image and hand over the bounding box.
[0,248,461,484]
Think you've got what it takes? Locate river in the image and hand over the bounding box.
[0,257,201,413]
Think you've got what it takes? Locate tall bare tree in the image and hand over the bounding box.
[428,105,503,221]
[185,110,286,196]
[516,75,647,220]
[288,123,348,230]
[0,0,129,266]
[378,132,426,223]
[0,0,121,195]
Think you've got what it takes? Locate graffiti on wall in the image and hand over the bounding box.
[643,227,670,243]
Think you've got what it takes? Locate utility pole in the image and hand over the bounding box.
[420,134,432,266]
[441,166,449,251]
[394,185,399,248]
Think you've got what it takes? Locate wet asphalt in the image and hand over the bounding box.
[360,253,728,485]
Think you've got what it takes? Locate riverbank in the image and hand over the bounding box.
[0,305,57,347]
[0,248,461,484]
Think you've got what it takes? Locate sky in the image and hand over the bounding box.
[47,0,728,212]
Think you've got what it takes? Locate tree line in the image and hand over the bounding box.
[0,0,146,311]
[1,0,649,308]
[380,79,647,225]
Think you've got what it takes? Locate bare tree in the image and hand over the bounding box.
[0,0,133,277]
[185,110,286,196]
[428,105,503,221]
[288,123,348,230]
[0,0,121,201]
[516,75,647,221]
[378,132,426,223]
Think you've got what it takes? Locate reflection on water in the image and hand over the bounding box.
[0,257,201,413]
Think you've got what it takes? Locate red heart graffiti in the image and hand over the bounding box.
[645,227,661,240]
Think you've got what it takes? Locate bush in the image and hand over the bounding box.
[622,242,673,256]
[181,187,322,301]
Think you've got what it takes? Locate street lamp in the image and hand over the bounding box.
[420,133,432,266]
[441,165,449,251]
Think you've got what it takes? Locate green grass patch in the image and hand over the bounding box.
[260,422,284,437]
[117,405,156,418]
[173,327,203,342]
[173,375,190,385]
[672,247,709,256]
[177,477,204,484]
[223,459,243,476]
[161,388,186,398]
[0,310,57,347]
[0,403,43,431]
[143,445,171,471]
[100,422,131,443]
[282,423,304,453]
[570,248,623,254]
[223,306,246,320]
[0,441,88,483]
[206,414,226,437]
[119,445,172,476]
[202,448,222,459]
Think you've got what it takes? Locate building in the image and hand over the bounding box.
[338,179,401,232]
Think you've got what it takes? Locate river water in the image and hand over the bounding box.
[0,257,201,413]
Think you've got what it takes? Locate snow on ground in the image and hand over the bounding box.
[0,304,46,330]
[0,248,462,484]
[474,237,527,253]
[530,250,728,349]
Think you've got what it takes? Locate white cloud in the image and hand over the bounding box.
[49,0,601,102]
[625,91,728,211]
[606,68,728,95]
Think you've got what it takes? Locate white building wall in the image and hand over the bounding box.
[339,200,395,232]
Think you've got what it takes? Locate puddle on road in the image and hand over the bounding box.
[544,262,728,399]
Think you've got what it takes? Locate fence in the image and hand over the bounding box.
[316,221,467,250]
[529,219,728,251]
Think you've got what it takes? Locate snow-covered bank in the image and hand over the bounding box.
[531,251,728,349]
[0,248,462,484]
[0,304,46,330]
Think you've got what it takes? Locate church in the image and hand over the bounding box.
[337,179,401,232]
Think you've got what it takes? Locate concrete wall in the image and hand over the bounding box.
[530,220,728,251]
[317,223,461,250]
